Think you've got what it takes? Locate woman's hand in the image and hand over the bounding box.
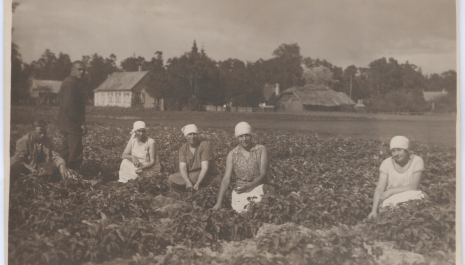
[132,156,141,168]
[135,168,143,174]
[367,211,378,220]
[193,183,200,190]
[235,184,250,194]
[212,203,222,211]
[185,181,194,191]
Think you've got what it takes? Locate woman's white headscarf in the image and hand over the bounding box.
[390,136,409,150]
[235,122,252,138]
[181,124,198,136]
[130,121,146,139]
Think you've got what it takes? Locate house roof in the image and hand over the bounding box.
[94,71,149,92]
[263,84,277,100]
[423,90,447,101]
[31,80,62,94]
[278,84,355,107]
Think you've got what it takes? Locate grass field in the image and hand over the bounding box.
[7,106,457,265]
[9,106,457,147]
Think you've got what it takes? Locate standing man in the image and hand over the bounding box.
[58,61,87,170]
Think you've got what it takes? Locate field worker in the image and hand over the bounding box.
[118,121,161,183]
[368,136,428,219]
[10,119,72,181]
[213,122,275,213]
[57,61,87,170]
[168,124,220,193]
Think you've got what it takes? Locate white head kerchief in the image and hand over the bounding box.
[390,136,409,150]
[234,122,252,138]
[131,121,146,134]
[130,121,146,140]
[181,124,198,136]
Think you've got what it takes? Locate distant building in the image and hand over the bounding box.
[423,89,448,110]
[354,99,366,112]
[263,83,280,104]
[423,89,448,102]
[93,71,161,108]
[275,84,355,112]
[29,79,62,105]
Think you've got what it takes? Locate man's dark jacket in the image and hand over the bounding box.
[58,76,86,134]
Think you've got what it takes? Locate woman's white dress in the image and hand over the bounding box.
[118,137,158,183]
[379,155,426,207]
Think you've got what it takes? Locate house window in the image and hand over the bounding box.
[116,93,121,103]
[140,93,145,104]
[109,93,113,103]
[99,93,104,105]
[124,93,130,103]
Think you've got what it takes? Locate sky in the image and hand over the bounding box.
[11,0,456,74]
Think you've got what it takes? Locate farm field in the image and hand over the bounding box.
[7,106,457,265]
[9,106,457,146]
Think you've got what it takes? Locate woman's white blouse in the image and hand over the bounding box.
[380,155,425,189]
[129,137,155,164]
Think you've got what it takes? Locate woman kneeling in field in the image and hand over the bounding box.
[368,136,428,219]
[213,122,274,213]
[118,121,161,183]
[167,124,220,193]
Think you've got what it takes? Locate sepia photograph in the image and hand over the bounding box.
[7,0,458,264]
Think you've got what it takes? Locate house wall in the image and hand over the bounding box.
[94,91,132,107]
[140,88,157,108]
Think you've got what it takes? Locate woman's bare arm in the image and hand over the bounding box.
[212,151,233,210]
[368,172,388,219]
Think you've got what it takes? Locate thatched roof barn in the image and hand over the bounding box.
[275,84,355,112]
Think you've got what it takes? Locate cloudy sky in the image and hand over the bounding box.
[11,0,456,74]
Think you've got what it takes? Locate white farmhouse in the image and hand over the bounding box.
[93,71,158,108]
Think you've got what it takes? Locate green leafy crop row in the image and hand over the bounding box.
[8,122,456,264]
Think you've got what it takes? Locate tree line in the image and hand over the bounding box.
[11,42,456,113]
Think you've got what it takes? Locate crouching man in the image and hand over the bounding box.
[10,119,72,181]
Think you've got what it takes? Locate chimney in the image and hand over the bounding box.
[275,83,280,95]
[138,66,142,72]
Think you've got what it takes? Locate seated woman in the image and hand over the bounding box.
[213,122,274,213]
[368,136,427,219]
[168,124,220,193]
[118,121,161,183]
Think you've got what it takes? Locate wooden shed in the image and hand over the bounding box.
[29,79,62,105]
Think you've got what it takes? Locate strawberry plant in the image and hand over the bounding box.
[8,110,456,264]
